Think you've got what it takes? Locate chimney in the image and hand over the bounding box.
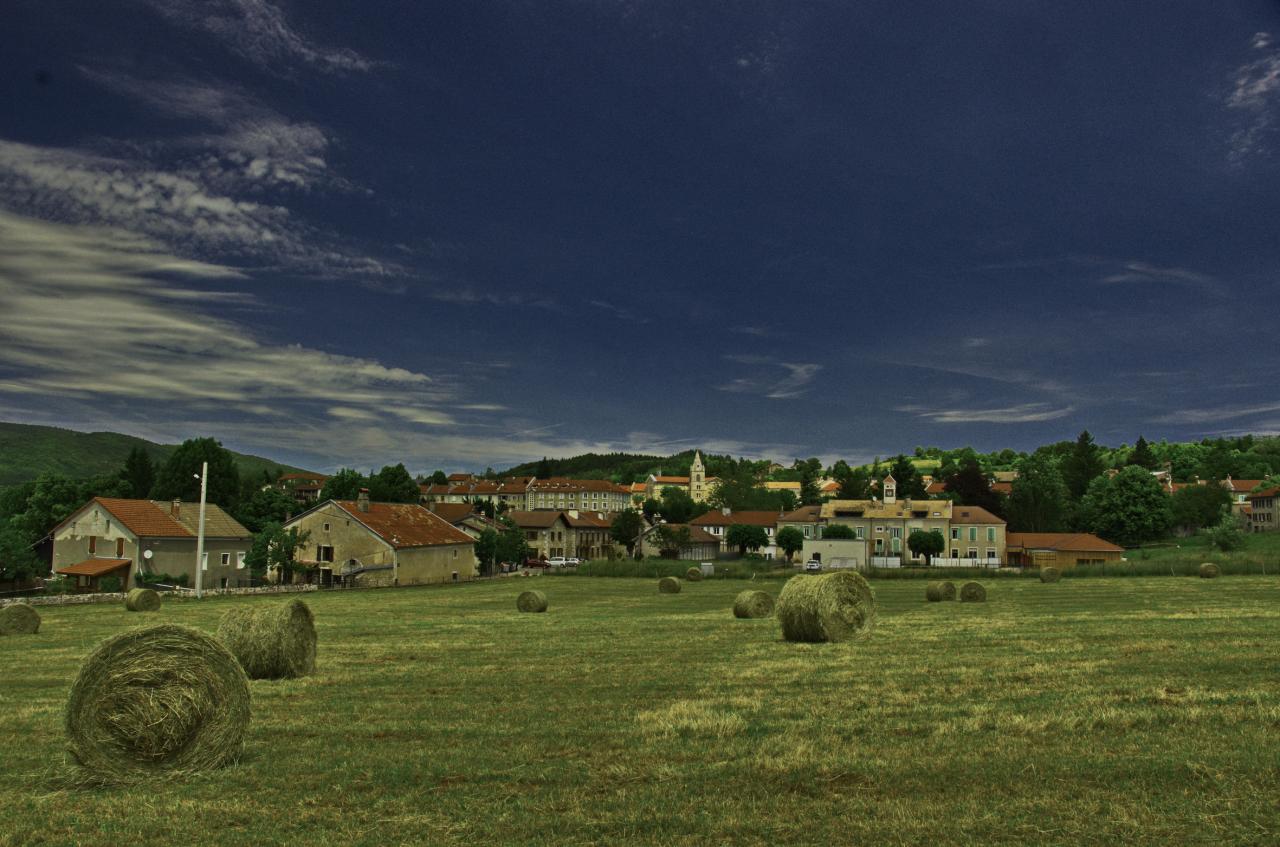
[357,488,370,513]
[171,499,181,518]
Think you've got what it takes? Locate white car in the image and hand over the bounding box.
[564,557,582,567]
[547,557,569,568]
[803,560,822,572]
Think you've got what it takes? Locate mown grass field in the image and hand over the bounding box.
[2,575,1279,846]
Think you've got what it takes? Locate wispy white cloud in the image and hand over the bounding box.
[716,356,821,399]
[1098,261,1224,296]
[137,0,375,75]
[897,403,1075,424]
[589,299,648,324]
[1152,401,1280,425]
[1226,32,1280,161]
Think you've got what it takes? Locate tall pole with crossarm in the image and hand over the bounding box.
[194,461,208,599]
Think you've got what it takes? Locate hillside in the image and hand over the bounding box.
[0,422,311,487]
[500,450,741,483]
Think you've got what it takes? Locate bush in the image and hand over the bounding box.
[99,576,122,594]
[43,576,69,595]
[1207,517,1246,552]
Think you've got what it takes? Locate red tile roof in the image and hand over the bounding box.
[1226,479,1264,493]
[563,511,612,528]
[690,510,780,528]
[1248,486,1279,500]
[57,558,131,577]
[279,473,328,483]
[1006,532,1124,553]
[334,501,473,548]
[652,475,691,484]
[952,506,1005,525]
[779,505,822,522]
[529,478,628,493]
[447,473,474,482]
[506,510,567,529]
[61,498,248,539]
[425,502,484,524]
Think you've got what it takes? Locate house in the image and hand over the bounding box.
[1005,533,1124,568]
[423,502,503,539]
[689,508,782,559]
[285,490,476,587]
[638,523,720,560]
[562,511,616,559]
[505,509,617,559]
[52,498,251,591]
[273,472,329,505]
[1224,477,1265,517]
[777,505,824,543]
[763,480,802,498]
[644,451,719,502]
[419,478,531,509]
[525,478,631,513]
[820,475,956,564]
[949,506,1007,565]
[1247,487,1278,533]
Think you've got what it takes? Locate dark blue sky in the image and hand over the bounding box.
[2,1,1278,472]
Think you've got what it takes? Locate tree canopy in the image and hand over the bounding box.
[151,437,241,510]
[1079,466,1172,546]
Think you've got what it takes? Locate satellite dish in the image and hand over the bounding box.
[143,550,153,560]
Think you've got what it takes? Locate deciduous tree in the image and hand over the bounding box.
[776,526,805,561]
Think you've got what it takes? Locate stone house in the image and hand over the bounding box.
[1247,486,1278,533]
[689,508,782,559]
[52,497,251,591]
[285,491,476,587]
[638,523,720,560]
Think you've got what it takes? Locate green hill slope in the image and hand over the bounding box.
[0,422,311,487]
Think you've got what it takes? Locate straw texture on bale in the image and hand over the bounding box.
[64,624,249,782]
[1198,562,1220,579]
[732,590,774,619]
[925,582,945,602]
[1039,567,1061,584]
[685,567,703,581]
[124,588,161,612]
[216,599,316,680]
[939,581,957,601]
[775,571,876,643]
[517,590,548,613]
[959,582,987,602]
[658,576,682,594]
[0,602,40,635]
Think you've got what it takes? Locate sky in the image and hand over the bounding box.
[2,1,1279,473]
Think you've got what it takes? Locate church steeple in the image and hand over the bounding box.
[690,450,706,502]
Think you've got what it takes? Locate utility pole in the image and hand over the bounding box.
[195,461,208,599]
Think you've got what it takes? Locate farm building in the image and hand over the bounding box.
[1005,532,1124,569]
[639,523,720,560]
[286,491,476,587]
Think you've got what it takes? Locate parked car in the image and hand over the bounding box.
[523,557,549,569]
[564,557,582,567]
[803,560,822,572]
[547,556,569,568]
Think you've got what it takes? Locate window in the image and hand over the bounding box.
[803,526,811,537]
[967,548,978,559]
[855,527,865,540]
[951,528,959,540]
[969,527,977,542]
[452,549,458,558]
[220,552,230,566]
[116,538,125,557]
[236,552,246,569]
[89,536,96,555]
[987,527,996,542]
[875,526,883,534]
[891,538,901,553]
[323,522,330,532]
[986,548,996,560]
[891,528,902,539]
[201,552,208,570]
[317,545,334,563]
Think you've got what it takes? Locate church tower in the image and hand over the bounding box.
[882,473,897,504]
[690,450,706,502]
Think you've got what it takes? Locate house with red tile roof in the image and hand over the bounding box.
[286,490,475,587]
[1247,486,1279,533]
[52,497,251,591]
[690,508,784,559]
[1005,533,1124,568]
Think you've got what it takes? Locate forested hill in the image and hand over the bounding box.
[499,450,743,483]
[0,422,310,487]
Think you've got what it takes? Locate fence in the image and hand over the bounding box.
[870,556,1002,569]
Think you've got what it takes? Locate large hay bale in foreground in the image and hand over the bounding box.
[959,582,987,602]
[732,590,774,618]
[1039,567,1061,584]
[658,576,682,594]
[216,599,316,680]
[1199,562,1220,579]
[685,567,703,582]
[65,624,249,782]
[925,582,945,602]
[517,590,548,613]
[0,602,40,635]
[776,571,875,643]
[124,588,161,612]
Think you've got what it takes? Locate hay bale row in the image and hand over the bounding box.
[959,582,987,603]
[658,576,682,594]
[685,567,703,582]
[1039,567,1061,584]
[925,581,957,602]
[732,590,774,619]
[124,588,161,612]
[517,590,548,613]
[1199,562,1220,579]
[0,602,40,635]
[216,599,316,680]
[776,571,875,643]
[65,624,250,782]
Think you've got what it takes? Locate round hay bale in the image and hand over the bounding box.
[959,581,987,603]
[776,571,875,643]
[1199,562,1220,579]
[517,589,548,613]
[685,566,703,582]
[215,599,316,680]
[732,590,774,618]
[925,582,945,602]
[124,588,161,612]
[65,624,249,781]
[658,576,682,594]
[0,602,40,635]
[939,581,957,601]
[1039,567,1061,584]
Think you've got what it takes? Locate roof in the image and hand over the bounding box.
[529,478,627,493]
[1006,532,1125,553]
[63,498,249,539]
[562,511,612,528]
[506,510,568,529]
[447,473,474,482]
[1225,478,1264,493]
[779,505,822,523]
[820,499,954,521]
[1248,486,1280,500]
[426,502,483,524]
[652,475,691,484]
[333,501,474,548]
[644,523,718,544]
[690,510,780,528]
[951,506,1005,525]
[56,558,131,577]
[278,472,327,483]
[764,481,801,491]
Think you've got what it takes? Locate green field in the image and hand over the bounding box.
[2,576,1279,846]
